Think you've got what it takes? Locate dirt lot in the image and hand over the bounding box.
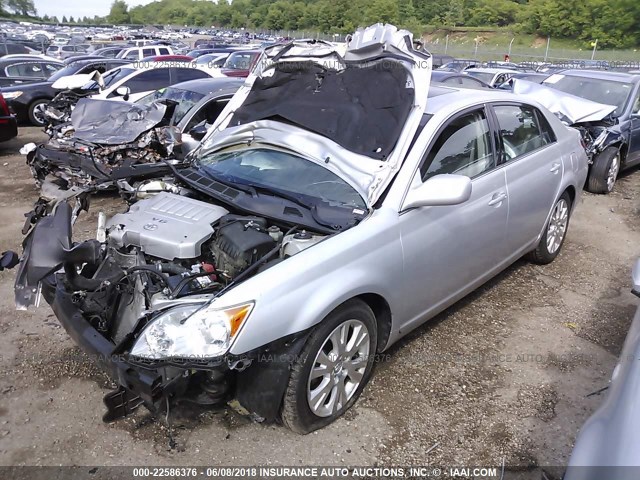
[0,126,638,475]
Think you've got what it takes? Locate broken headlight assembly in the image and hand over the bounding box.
[130,302,254,360]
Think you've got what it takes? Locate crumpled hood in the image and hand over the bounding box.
[197,23,432,206]
[51,70,104,91]
[70,98,168,144]
[512,79,617,124]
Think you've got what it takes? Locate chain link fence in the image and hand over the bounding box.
[422,35,639,64]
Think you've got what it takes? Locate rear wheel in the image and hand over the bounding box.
[528,191,572,265]
[281,299,377,434]
[28,99,49,127]
[586,146,621,194]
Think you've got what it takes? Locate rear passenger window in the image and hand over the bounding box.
[142,48,155,57]
[422,109,495,180]
[122,68,171,94]
[173,68,209,83]
[494,105,554,161]
[158,48,170,55]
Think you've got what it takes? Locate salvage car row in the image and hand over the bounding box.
[1,27,639,468]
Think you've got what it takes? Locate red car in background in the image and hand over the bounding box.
[0,91,18,142]
[220,50,261,78]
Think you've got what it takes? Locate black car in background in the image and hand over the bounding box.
[0,91,18,142]
[2,58,129,126]
[542,70,640,193]
[0,57,64,87]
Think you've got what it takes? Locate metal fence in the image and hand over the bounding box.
[422,36,640,64]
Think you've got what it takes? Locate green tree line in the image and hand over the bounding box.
[111,0,640,48]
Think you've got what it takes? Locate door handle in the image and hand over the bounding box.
[488,192,507,206]
[550,162,561,173]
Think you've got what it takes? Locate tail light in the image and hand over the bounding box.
[0,93,10,116]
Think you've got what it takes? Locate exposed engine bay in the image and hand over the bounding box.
[24,192,324,343]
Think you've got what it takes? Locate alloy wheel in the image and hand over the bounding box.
[546,198,569,255]
[307,319,370,417]
[606,153,620,192]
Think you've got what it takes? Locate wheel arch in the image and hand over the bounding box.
[353,293,392,352]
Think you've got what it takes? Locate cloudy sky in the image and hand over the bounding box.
[33,0,156,19]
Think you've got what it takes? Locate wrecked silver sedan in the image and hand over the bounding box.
[13,24,588,433]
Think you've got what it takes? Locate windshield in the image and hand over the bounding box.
[137,86,205,124]
[465,71,495,84]
[223,52,257,70]
[544,75,633,117]
[196,148,366,209]
[47,64,83,81]
[82,67,134,90]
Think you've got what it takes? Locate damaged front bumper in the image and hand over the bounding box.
[13,202,309,422]
[42,276,309,423]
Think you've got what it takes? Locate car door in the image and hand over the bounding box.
[626,86,640,165]
[2,62,45,86]
[491,103,563,257]
[397,107,509,331]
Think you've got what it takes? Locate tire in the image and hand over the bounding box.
[28,99,49,127]
[281,299,378,434]
[586,146,621,194]
[528,191,572,265]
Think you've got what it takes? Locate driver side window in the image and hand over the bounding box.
[421,109,495,181]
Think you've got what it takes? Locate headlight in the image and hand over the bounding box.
[2,91,23,100]
[130,302,254,360]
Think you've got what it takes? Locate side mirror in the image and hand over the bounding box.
[115,85,130,101]
[402,174,472,210]
[632,258,640,297]
[188,124,208,141]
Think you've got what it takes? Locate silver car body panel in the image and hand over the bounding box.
[198,24,432,206]
[565,259,640,475]
[219,86,589,354]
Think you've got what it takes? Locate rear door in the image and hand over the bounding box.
[491,103,563,257]
[2,62,47,86]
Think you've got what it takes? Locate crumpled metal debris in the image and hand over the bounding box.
[27,98,183,193]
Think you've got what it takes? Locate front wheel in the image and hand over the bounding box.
[28,99,49,127]
[586,146,621,194]
[281,299,377,434]
[528,192,572,265]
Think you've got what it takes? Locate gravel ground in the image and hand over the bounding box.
[0,126,638,477]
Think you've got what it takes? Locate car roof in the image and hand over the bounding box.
[0,57,61,65]
[425,85,542,115]
[69,58,128,66]
[551,69,640,83]
[465,67,516,74]
[167,77,243,95]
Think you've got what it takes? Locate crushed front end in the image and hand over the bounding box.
[26,97,184,194]
[14,192,316,422]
